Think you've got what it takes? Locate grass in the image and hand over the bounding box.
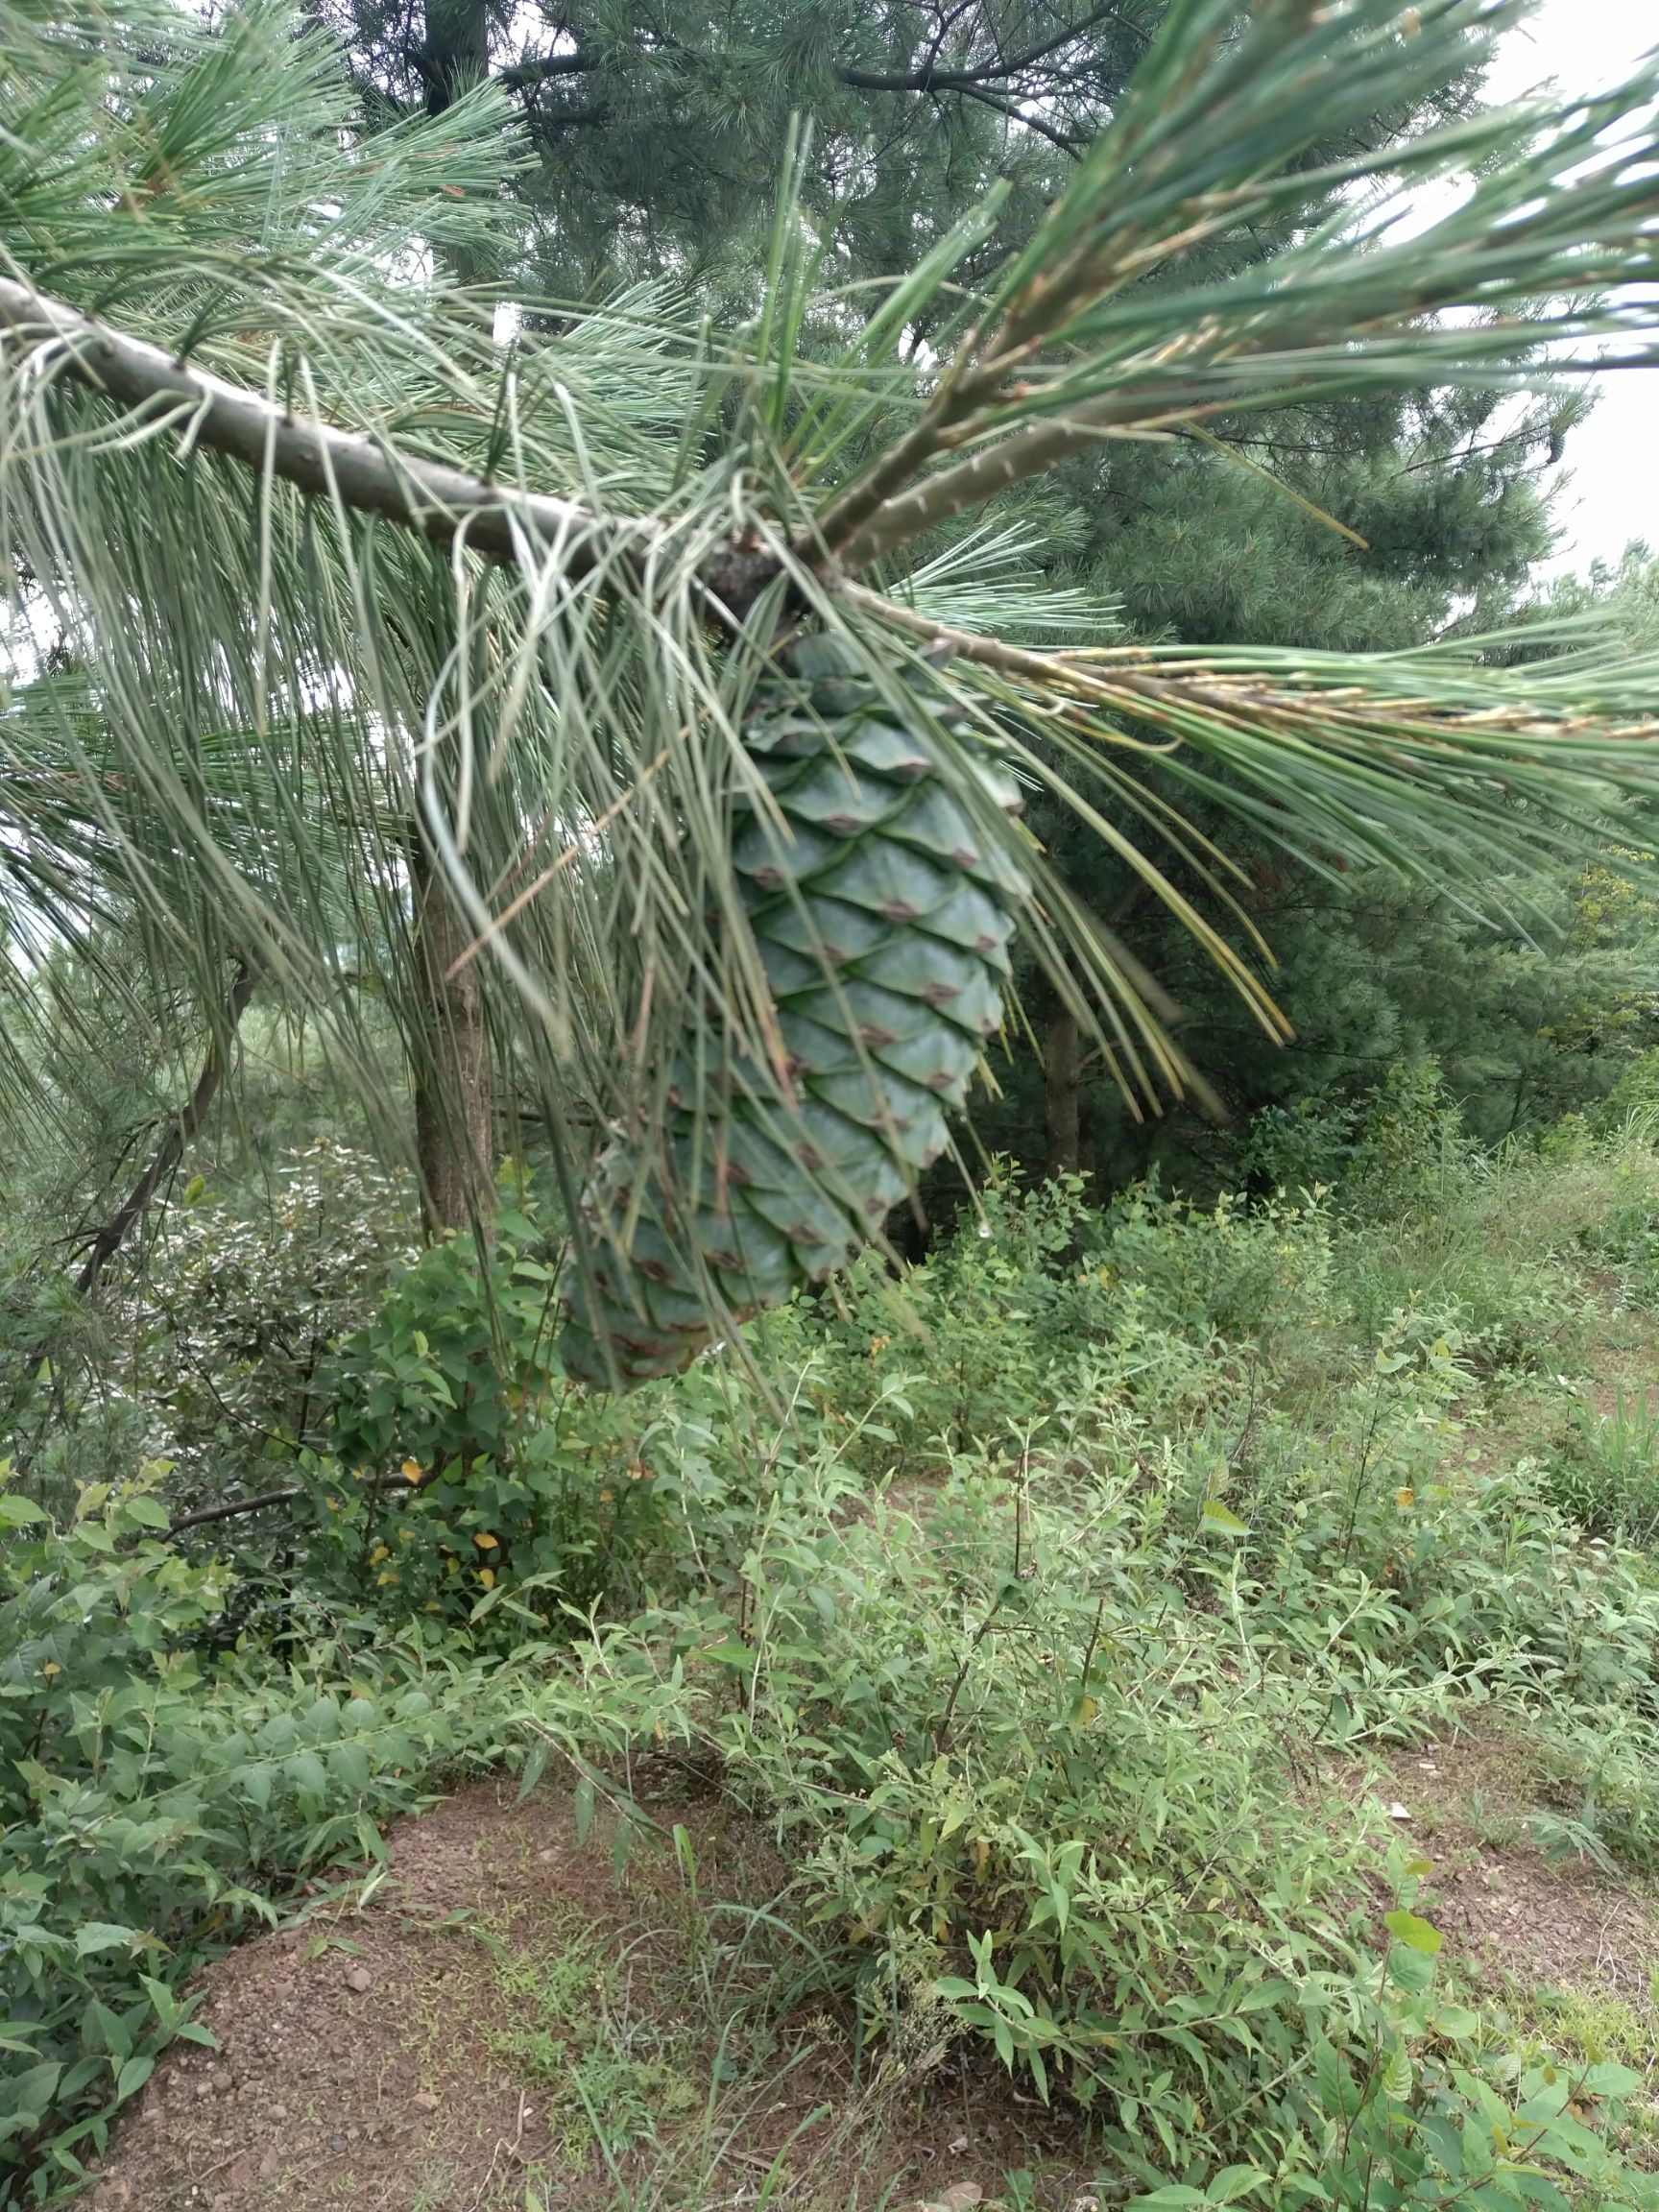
[32,1094,1659,2208]
[487,1907,701,2163]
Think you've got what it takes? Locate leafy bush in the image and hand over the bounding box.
[1,1142,418,1533]
[0,1461,520,2197]
[492,1254,1659,2201]
[15,1125,1659,2203]
[322,1185,685,1631]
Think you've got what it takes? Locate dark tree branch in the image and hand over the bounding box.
[522,98,609,134]
[74,960,258,1298]
[950,78,1089,156]
[840,3,1140,91]
[160,1466,423,1540]
[162,1483,305,1535]
[498,49,599,88]
[501,7,1139,103]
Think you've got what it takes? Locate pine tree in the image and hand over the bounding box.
[5,0,1659,1385]
[325,0,1584,1201]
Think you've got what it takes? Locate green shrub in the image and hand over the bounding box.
[14,1132,1659,2204]
[322,1184,687,1631]
[495,1286,1659,2200]
[0,1461,520,2198]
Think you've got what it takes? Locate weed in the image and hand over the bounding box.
[1549,1383,1659,1549]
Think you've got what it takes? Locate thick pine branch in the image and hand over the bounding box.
[0,278,626,572]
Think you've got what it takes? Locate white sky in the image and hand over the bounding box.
[1485,0,1657,574]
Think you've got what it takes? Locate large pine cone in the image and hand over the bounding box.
[558,639,1027,1386]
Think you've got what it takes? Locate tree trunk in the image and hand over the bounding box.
[409,0,493,1237]
[422,0,488,123]
[410,833,493,1236]
[1045,1005,1082,1181]
[76,959,257,1296]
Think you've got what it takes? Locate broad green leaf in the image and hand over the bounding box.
[74,1923,138,1958]
[114,2055,154,2104]
[1384,1909,1444,1956]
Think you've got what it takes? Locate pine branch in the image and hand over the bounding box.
[950,80,1090,157]
[0,277,630,573]
[502,7,1139,101]
[838,5,1140,90]
[498,50,599,88]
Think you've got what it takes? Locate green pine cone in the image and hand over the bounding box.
[558,640,1028,1387]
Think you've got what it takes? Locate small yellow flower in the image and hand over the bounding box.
[369,1544,389,1566]
[1395,1487,1415,1508]
[472,1531,499,1551]
[401,1458,421,1483]
[599,1488,613,1504]
[40,1660,60,1678]
[478,1567,495,1590]
[376,1570,397,1586]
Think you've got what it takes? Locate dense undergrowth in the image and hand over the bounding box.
[11,1064,1659,2204]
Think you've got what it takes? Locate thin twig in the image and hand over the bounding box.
[74,959,257,1298]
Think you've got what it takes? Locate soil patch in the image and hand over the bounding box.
[83,1773,1093,2212]
[1364,1729,1659,1998]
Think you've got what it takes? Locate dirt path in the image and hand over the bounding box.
[81,1772,1073,2212]
[84,1727,1659,2211]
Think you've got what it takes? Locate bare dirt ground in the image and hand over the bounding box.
[1363,1729,1659,1997]
[82,1732,1659,2210]
[82,1771,1087,2212]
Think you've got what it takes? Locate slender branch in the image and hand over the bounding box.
[0,276,636,572]
[950,78,1089,157]
[74,960,258,1298]
[160,1466,421,1540]
[504,8,1139,100]
[839,5,1139,91]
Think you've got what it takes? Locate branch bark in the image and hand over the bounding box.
[74,960,258,1299]
[160,1466,423,1540]
[0,277,630,572]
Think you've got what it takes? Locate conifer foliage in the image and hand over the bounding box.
[3,0,1659,1382]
